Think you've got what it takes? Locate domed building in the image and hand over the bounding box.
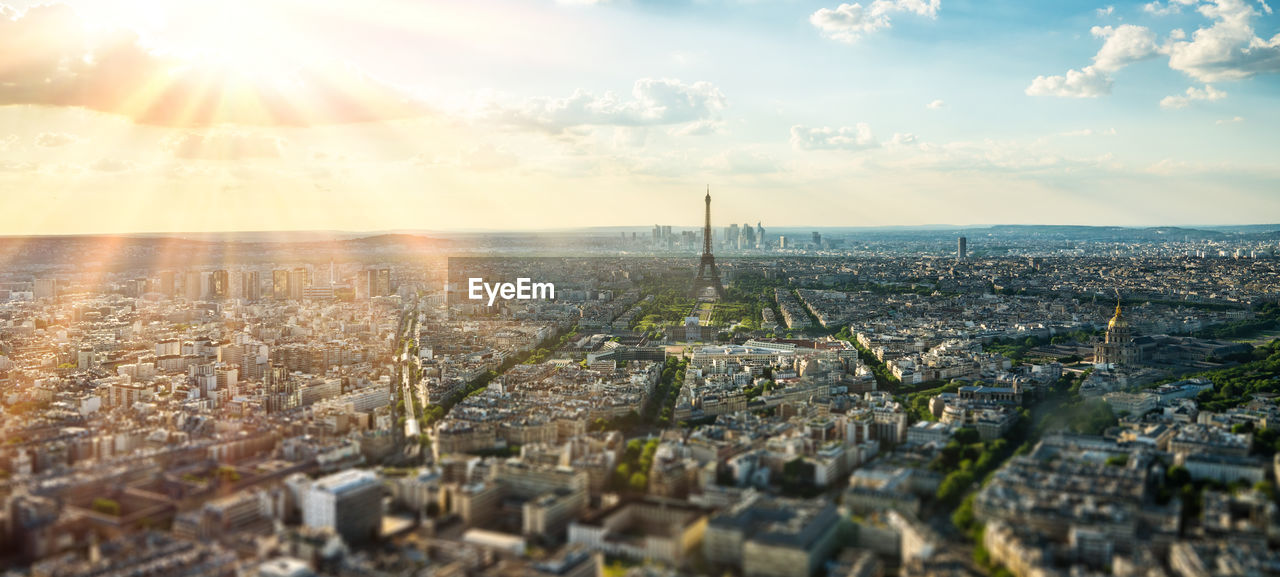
[1095,300,1140,366]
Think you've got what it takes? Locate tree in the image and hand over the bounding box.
[954,428,981,445]
[629,472,648,493]
[1254,481,1277,502]
[951,494,981,540]
[626,439,643,462]
[936,470,976,506]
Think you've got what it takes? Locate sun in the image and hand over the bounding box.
[109,0,312,78]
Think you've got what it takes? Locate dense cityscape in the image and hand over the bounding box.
[4,0,1280,573]
[2,194,1280,577]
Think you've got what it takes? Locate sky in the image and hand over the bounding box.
[0,0,1278,235]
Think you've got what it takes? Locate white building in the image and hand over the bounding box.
[303,469,383,544]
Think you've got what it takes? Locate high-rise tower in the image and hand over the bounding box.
[692,187,727,298]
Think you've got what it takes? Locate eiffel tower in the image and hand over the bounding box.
[691,187,727,298]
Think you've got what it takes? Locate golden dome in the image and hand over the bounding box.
[1108,303,1128,329]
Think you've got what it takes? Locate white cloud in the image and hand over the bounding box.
[34,132,80,148]
[704,149,784,175]
[1096,5,1115,16]
[490,78,726,134]
[1216,115,1245,123]
[1144,0,1200,15]
[460,145,518,171]
[926,99,946,109]
[1165,0,1280,82]
[1159,84,1228,108]
[164,132,285,160]
[1060,127,1117,136]
[612,127,648,149]
[413,145,518,171]
[1027,25,1154,98]
[791,124,877,151]
[1041,0,1280,97]
[89,158,134,172]
[810,0,940,43]
[670,119,721,136]
[888,133,918,147]
[1091,25,1159,71]
[1026,66,1113,98]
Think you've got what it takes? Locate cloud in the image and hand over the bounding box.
[926,99,946,109]
[612,127,649,149]
[1026,25,1153,98]
[1026,66,1113,97]
[413,145,517,172]
[1164,0,1280,81]
[809,0,940,43]
[89,158,133,172]
[1096,5,1115,16]
[1058,127,1115,137]
[164,132,286,160]
[34,132,79,148]
[1143,0,1198,15]
[790,124,877,151]
[489,78,726,133]
[1091,25,1159,71]
[704,149,784,175]
[1038,0,1280,96]
[888,132,918,147]
[1159,84,1228,108]
[0,4,429,126]
[1217,115,1245,123]
[459,145,518,171]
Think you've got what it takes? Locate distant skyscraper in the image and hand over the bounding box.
[272,270,289,300]
[756,222,765,248]
[812,231,822,247]
[241,270,261,301]
[288,268,309,300]
[779,236,788,249]
[33,278,56,300]
[374,268,391,297]
[264,364,297,414]
[184,271,202,301]
[958,236,968,261]
[158,271,176,297]
[210,270,229,299]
